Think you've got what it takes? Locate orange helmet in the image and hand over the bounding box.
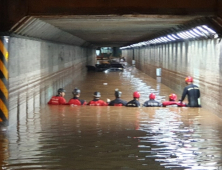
[149,93,156,100]
[133,91,140,98]
[169,93,177,101]
[185,76,193,83]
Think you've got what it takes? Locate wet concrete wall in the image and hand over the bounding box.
[122,39,222,117]
[8,37,96,126]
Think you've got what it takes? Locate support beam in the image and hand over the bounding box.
[27,0,217,15]
[0,36,9,126]
[0,0,219,32]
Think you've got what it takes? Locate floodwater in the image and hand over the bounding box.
[1,66,222,170]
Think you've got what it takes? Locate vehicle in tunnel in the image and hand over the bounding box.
[86,60,125,72]
[103,67,123,73]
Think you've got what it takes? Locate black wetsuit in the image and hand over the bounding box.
[181,84,200,107]
[143,99,162,107]
[126,99,140,107]
[109,98,127,106]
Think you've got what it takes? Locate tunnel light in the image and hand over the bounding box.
[162,37,167,42]
[163,36,171,41]
[152,39,157,43]
[192,28,204,36]
[141,42,146,46]
[156,38,162,42]
[153,39,158,43]
[214,34,219,38]
[154,38,158,42]
[160,37,167,42]
[155,39,161,43]
[197,26,210,35]
[157,39,162,43]
[167,35,176,41]
[120,24,219,49]
[157,38,163,43]
[202,25,216,34]
[185,31,196,38]
[189,30,200,37]
[182,32,192,38]
[177,33,187,39]
[171,34,180,40]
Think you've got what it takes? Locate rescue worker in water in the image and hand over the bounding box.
[180,76,201,107]
[87,92,108,106]
[126,91,140,107]
[48,88,67,105]
[68,88,87,106]
[143,93,162,107]
[162,93,186,107]
[109,89,127,106]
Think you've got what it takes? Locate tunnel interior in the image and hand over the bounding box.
[1,1,222,170]
[0,0,222,125]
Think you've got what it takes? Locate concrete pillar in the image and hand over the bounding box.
[0,36,9,126]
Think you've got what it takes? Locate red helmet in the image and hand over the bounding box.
[185,76,193,83]
[169,93,177,101]
[149,93,156,100]
[133,91,140,98]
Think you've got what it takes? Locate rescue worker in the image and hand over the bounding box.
[180,76,201,107]
[87,92,108,106]
[68,88,87,106]
[162,93,186,107]
[143,93,162,107]
[109,89,127,106]
[48,88,67,105]
[126,91,140,107]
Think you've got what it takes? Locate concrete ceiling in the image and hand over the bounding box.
[2,0,222,48]
[39,15,205,47]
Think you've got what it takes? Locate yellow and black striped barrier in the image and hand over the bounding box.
[0,36,9,126]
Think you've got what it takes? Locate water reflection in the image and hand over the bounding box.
[0,67,222,169]
[135,108,222,170]
[0,131,9,169]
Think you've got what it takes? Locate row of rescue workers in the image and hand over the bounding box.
[48,76,201,107]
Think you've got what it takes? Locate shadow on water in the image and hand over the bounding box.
[1,66,222,170]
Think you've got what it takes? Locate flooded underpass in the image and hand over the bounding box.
[1,66,222,170]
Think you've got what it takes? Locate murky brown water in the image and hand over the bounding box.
[1,66,222,170]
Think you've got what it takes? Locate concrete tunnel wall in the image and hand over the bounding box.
[122,39,222,117]
[8,37,96,126]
